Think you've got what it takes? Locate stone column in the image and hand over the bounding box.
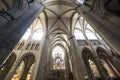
[77,2,120,54]
[34,35,50,80]
[4,58,20,80]
[20,57,34,80]
[46,47,53,78]
[0,53,16,80]
[20,67,30,80]
[65,49,71,80]
[68,34,87,80]
[0,0,44,65]
[0,61,13,80]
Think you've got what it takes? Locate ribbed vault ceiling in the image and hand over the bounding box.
[41,0,78,48]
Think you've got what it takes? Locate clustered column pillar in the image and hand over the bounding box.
[68,34,87,80]
[35,35,50,80]
[65,49,71,80]
[0,54,16,80]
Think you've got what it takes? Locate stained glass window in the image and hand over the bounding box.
[74,29,85,40]
[26,64,34,80]
[76,0,85,4]
[85,30,97,40]
[32,29,43,40]
[89,59,100,77]
[21,17,44,41]
[11,61,25,80]
[101,60,115,77]
[52,46,65,70]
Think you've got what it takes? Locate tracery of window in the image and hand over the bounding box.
[76,0,85,4]
[85,24,102,40]
[86,24,94,32]
[73,13,86,40]
[85,30,97,40]
[21,28,31,40]
[101,60,115,77]
[21,17,44,40]
[26,64,34,80]
[52,46,65,70]
[31,28,43,40]
[11,61,25,80]
[89,59,100,77]
[31,17,43,40]
[74,29,85,40]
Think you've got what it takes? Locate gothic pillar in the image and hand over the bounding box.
[20,67,30,80]
[20,56,34,80]
[35,35,50,80]
[77,1,120,54]
[68,34,86,80]
[65,49,71,80]
[0,0,44,65]
[4,58,20,80]
[0,53,16,79]
[0,63,12,79]
[46,47,53,78]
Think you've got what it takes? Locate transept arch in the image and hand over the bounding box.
[82,48,102,80]
[96,47,120,78]
[11,53,35,80]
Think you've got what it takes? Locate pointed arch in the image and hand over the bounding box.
[11,53,35,80]
[51,45,66,70]
[96,46,120,77]
[82,47,101,80]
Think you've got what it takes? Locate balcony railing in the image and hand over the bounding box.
[77,40,101,46]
